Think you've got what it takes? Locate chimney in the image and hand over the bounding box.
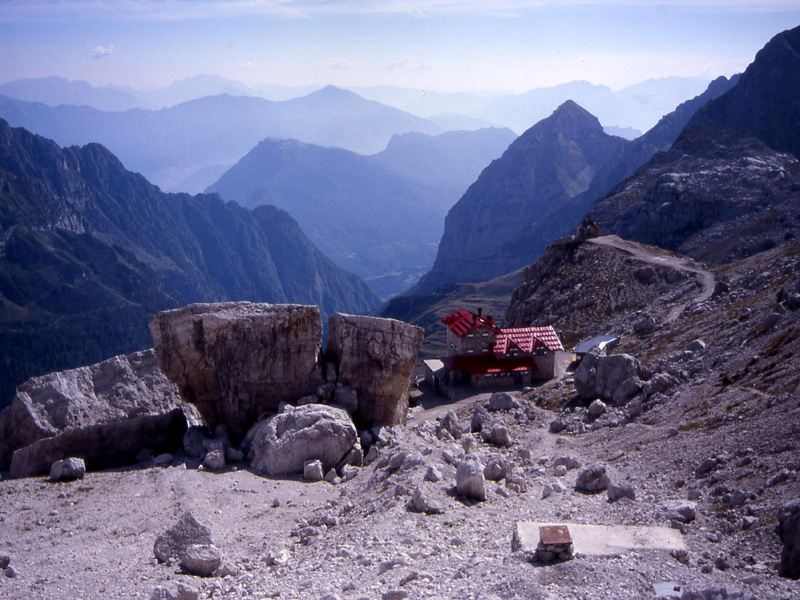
[477,307,483,317]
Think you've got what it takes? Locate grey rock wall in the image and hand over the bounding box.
[326,313,424,428]
[149,302,325,440]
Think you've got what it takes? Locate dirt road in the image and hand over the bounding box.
[588,235,716,322]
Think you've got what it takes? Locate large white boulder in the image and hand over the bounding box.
[249,404,361,476]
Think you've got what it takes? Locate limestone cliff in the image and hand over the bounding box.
[414,101,628,292]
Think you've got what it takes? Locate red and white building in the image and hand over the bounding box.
[437,308,564,388]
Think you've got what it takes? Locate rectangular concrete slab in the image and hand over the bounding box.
[512,522,686,556]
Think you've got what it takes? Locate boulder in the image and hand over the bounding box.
[150,582,200,600]
[553,456,582,470]
[574,347,645,404]
[49,457,86,482]
[203,449,225,471]
[407,483,445,515]
[482,423,512,447]
[471,404,489,432]
[778,499,800,579]
[575,464,610,492]
[456,455,486,501]
[303,459,324,482]
[0,349,195,473]
[484,458,511,481]
[150,302,325,440]
[437,410,462,440]
[487,392,520,412]
[607,483,636,502]
[154,512,214,564]
[663,500,697,523]
[326,313,424,428]
[181,544,222,577]
[249,404,361,476]
[587,399,607,417]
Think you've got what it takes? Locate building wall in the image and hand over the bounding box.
[448,325,497,356]
[471,373,514,388]
[533,353,556,379]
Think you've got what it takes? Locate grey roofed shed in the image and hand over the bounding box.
[573,335,620,355]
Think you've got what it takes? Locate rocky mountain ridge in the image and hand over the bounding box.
[0,120,379,409]
[690,26,800,161]
[587,127,800,264]
[410,75,739,296]
[413,100,628,293]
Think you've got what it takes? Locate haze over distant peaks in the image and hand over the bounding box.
[0,86,442,193]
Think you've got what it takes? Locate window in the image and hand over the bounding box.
[482,332,489,338]
[467,333,474,339]
[467,349,474,354]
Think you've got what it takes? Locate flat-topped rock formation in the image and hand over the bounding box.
[149,303,326,441]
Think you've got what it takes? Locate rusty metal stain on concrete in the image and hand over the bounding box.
[539,525,572,545]
[513,522,686,556]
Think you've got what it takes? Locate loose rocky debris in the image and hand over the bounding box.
[2,241,800,598]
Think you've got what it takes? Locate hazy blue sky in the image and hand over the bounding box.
[1,1,798,92]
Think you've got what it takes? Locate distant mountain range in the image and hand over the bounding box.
[0,86,442,193]
[0,119,379,409]
[0,74,710,137]
[205,127,515,297]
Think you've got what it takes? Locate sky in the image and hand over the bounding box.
[0,1,798,93]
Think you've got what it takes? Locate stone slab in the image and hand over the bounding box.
[512,522,686,556]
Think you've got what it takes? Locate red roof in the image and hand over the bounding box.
[441,354,538,376]
[494,326,564,354]
[442,309,500,337]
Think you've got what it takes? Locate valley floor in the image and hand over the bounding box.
[1,380,798,600]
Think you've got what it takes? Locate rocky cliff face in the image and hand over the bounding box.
[414,101,628,292]
[587,127,800,264]
[505,236,702,346]
[690,25,800,160]
[149,303,325,440]
[0,120,380,409]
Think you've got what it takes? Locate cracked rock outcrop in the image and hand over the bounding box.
[0,349,195,476]
[150,302,325,440]
[326,313,424,428]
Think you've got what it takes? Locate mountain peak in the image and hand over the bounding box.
[689,24,800,159]
[549,99,601,125]
[307,85,363,101]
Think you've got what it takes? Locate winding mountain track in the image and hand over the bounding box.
[587,235,716,322]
